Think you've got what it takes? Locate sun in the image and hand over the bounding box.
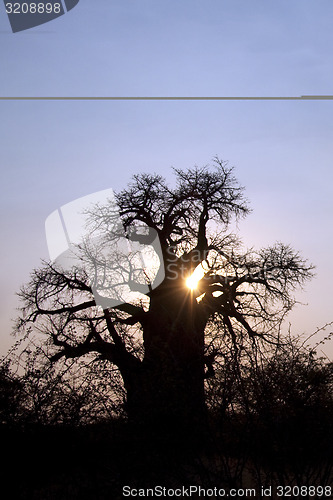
[186,274,200,290]
[186,264,206,290]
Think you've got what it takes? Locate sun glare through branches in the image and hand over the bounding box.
[186,263,206,290]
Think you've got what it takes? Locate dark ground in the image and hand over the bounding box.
[2,415,333,500]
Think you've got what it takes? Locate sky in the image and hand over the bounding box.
[1,0,333,356]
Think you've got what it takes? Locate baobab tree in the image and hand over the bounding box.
[16,159,314,433]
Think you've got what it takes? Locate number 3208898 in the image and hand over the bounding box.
[277,485,332,497]
[5,3,62,14]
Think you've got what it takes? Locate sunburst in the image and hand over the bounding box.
[186,264,206,290]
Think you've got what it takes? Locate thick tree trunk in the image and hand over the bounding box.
[123,284,207,436]
[125,353,206,432]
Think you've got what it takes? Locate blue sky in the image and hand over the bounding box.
[1,0,333,96]
[1,1,333,355]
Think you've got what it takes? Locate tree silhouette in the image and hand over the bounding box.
[16,158,314,433]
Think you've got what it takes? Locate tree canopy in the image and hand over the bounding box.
[15,158,314,430]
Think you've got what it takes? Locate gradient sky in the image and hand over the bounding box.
[1,1,333,356]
